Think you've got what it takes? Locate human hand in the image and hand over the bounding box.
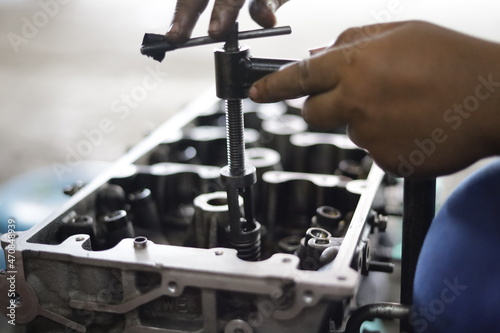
[250,21,500,177]
[166,0,289,43]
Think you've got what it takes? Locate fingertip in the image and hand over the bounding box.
[249,86,259,101]
[249,1,276,28]
[167,22,179,35]
[250,77,271,102]
[208,19,221,38]
[256,14,276,29]
[207,14,234,40]
[210,0,245,39]
[165,23,190,43]
[165,23,179,40]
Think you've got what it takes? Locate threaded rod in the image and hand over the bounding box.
[225,99,246,176]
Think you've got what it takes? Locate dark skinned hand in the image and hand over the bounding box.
[250,21,500,178]
[166,0,289,43]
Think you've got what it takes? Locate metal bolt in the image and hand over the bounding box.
[376,214,388,232]
[134,236,148,249]
[63,181,85,196]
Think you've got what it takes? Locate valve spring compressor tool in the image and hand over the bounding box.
[142,23,296,260]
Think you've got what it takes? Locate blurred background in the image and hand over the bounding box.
[2,0,500,185]
[1,0,500,331]
[2,0,500,194]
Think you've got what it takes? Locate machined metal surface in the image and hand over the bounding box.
[0,88,390,332]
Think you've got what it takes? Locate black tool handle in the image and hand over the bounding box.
[244,57,296,87]
[141,26,292,62]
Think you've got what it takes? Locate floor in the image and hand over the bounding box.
[1,0,500,331]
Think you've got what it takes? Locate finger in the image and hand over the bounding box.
[332,21,408,48]
[301,88,348,130]
[166,0,209,43]
[208,0,246,39]
[249,0,289,28]
[250,50,342,103]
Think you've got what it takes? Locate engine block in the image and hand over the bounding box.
[1,90,391,333]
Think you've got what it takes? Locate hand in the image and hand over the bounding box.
[166,0,289,43]
[250,21,500,177]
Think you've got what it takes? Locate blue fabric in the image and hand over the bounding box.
[413,159,500,333]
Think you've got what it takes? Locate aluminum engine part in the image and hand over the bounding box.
[1,90,388,333]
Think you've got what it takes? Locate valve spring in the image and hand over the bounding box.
[230,232,261,261]
[225,99,246,175]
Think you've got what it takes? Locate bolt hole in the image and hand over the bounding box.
[75,237,85,242]
[214,250,224,256]
[168,281,178,293]
[282,257,291,263]
[135,236,147,243]
[208,198,227,206]
[303,290,314,304]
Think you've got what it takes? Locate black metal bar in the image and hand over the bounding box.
[141,26,291,56]
[400,178,436,332]
[239,26,292,41]
[368,261,395,273]
[245,57,296,85]
[344,303,411,333]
